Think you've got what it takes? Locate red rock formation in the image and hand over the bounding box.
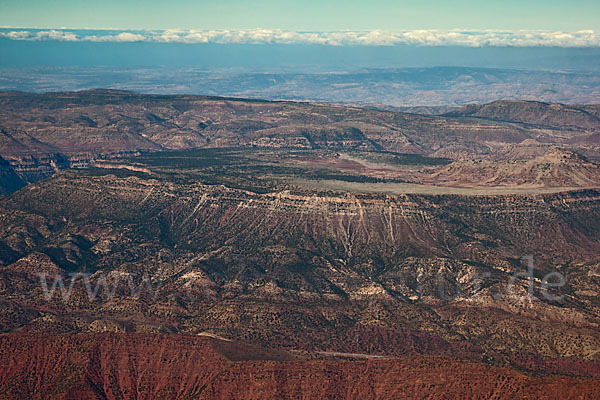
[1,333,598,400]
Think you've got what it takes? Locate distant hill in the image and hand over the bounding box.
[445,100,600,131]
[429,148,600,187]
[0,91,599,194]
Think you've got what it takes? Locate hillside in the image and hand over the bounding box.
[445,100,600,131]
[428,147,600,187]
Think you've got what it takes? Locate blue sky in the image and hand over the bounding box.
[1,0,599,31]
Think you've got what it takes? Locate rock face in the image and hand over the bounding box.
[0,333,598,400]
[0,155,25,195]
[1,171,599,367]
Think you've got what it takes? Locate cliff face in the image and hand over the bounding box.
[0,155,25,196]
[1,172,599,362]
[6,173,599,266]
[1,333,598,400]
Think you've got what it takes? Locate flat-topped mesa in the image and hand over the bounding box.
[6,173,600,270]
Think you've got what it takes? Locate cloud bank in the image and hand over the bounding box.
[1,28,599,47]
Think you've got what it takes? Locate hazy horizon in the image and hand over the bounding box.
[1,4,599,106]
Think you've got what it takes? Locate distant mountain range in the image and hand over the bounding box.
[1,66,599,107]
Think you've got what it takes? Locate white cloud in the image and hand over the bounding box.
[2,30,32,40]
[1,28,599,47]
[0,29,79,41]
[82,32,147,42]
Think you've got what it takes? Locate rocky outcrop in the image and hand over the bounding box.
[1,91,598,195]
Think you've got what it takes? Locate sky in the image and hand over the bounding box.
[0,1,599,100]
[1,0,599,73]
[1,0,599,32]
